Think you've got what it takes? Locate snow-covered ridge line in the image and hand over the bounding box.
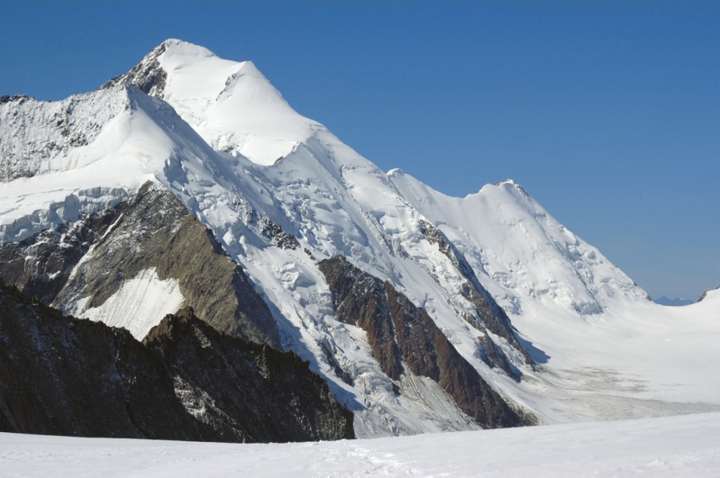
[0,186,130,245]
[106,38,323,166]
[0,82,234,244]
[0,86,132,181]
[1,67,537,433]
[698,287,720,303]
[387,167,649,315]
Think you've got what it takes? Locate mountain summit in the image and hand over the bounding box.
[106,39,320,166]
[1,39,719,438]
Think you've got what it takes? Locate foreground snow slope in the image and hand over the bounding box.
[3,413,720,477]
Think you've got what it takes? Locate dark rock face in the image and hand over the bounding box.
[103,43,167,97]
[0,284,354,442]
[144,308,355,442]
[56,182,279,345]
[259,217,300,250]
[0,182,279,346]
[318,256,530,429]
[418,219,532,374]
[0,207,122,304]
[0,283,205,439]
[476,334,521,381]
[0,95,33,104]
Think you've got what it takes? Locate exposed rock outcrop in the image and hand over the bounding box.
[0,206,122,304]
[56,182,279,345]
[0,283,354,442]
[0,182,279,346]
[103,42,167,96]
[0,95,32,104]
[145,308,354,441]
[259,217,300,250]
[318,256,531,429]
[417,219,531,373]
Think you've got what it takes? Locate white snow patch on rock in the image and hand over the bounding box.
[70,268,184,340]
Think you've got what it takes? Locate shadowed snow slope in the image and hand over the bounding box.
[2,412,720,477]
[1,39,718,436]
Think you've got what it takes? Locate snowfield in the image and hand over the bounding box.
[3,413,720,477]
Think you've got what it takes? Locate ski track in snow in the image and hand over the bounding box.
[2,413,720,477]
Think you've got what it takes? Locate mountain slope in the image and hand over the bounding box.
[104,39,320,166]
[1,39,718,437]
[1,78,516,435]
[0,182,279,345]
[0,283,353,441]
[387,171,649,316]
[319,256,528,428]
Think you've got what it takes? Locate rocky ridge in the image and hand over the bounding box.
[0,282,353,442]
[319,256,531,428]
[0,182,279,345]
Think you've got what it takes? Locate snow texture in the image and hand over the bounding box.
[122,38,322,166]
[67,267,184,340]
[2,412,720,477]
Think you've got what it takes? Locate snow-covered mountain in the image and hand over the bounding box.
[103,39,320,166]
[1,39,718,437]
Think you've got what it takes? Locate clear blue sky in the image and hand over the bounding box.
[2,1,718,299]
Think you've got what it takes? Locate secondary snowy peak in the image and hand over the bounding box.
[108,39,320,165]
[387,168,650,316]
[0,84,208,184]
[0,87,132,181]
[0,83,250,244]
[157,38,216,58]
